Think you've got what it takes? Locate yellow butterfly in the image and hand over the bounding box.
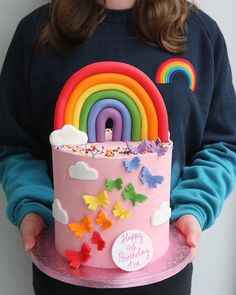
[83,190,110,211]
[113,202,132,220]
[68,215,93,237]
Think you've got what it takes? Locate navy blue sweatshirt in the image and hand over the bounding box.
[0,4,235,229]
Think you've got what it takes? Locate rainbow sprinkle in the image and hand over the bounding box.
[56,144,131,158]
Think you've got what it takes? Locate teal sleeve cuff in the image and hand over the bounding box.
[170,204,207,229]
[170,142,236,230]
[15,202,54,228]
[6,185,54,227]
[0,151,54,227]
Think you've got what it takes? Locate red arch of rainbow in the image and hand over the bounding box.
[54,61,169,142]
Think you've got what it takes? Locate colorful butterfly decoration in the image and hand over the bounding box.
[146,138,169,156]
[124,156,141,173]
[140,167,164,189]
[65,243,91,270]
[68,215,93,237]
[106,178,123,192]
[123,184,148,206]
[113,202,132,220]
[126,138,169,156]
[83,190,110,211]
[126,140,147,155]
[91,231,106,251]
[95,210,112,230]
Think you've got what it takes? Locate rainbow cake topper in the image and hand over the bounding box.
[54,61,169,142]
[156,58,197,92]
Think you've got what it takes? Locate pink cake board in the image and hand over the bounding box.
[31,225,191,289]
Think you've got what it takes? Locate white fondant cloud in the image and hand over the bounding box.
[52,199,69,224]
[151,201,171,226]
[69,161,98,180]
[49,124,88,146]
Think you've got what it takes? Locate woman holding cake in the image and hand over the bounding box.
[0,0,235,294]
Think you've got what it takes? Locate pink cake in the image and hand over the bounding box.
[50,62,173,271]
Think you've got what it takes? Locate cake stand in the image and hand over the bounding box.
[31,225,191,288]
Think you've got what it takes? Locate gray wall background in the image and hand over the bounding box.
[0,1,235,294]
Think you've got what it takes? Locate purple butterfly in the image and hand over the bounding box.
[156,138,161,145]
[146,138,168,156]
[124,156,141,173]
[126,140,147,155]
[140,167,164,188]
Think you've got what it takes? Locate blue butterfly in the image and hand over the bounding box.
[140,167,164,188]
[124,156,141,173]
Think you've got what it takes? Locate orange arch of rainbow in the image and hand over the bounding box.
[54,61,169,142]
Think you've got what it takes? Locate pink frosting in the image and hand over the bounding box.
[52,141,172,269]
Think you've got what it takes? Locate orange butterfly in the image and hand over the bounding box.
[68,215,93,237]
[95,210,112,230]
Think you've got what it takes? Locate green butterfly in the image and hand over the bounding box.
[123,184,148,206]
[106,178,123,192]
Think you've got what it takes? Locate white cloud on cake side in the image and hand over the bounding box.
[151,201,171,226]
[69,161,98,180]
[49,124,88,146]
[53,199,69,224]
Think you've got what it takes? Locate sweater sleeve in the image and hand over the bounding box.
[170,25,236,230]
[0,18,54,226]
[0,149,54,227]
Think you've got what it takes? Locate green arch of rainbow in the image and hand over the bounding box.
[156,58,197,92]
[54,61,169,142]
[79,89,141,141]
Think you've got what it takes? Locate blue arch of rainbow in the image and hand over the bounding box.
[89,99,132,142]
[54,61,169,142]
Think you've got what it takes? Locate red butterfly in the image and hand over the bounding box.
[91,231,106,251]
[65,243,91,270]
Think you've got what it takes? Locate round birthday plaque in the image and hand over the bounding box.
[112,230,153,271]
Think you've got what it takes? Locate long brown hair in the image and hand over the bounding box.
[35,0,195,54]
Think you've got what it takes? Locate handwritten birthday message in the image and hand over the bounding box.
[112,230,153,271]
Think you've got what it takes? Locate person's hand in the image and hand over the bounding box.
[172,214,202,261]
[19,213,47,254]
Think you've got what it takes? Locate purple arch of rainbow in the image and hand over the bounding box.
[54,61,169,142]
[96,108,123,142]
[156,58,197,92]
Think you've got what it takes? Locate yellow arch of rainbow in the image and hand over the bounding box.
[64,73,158,141]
